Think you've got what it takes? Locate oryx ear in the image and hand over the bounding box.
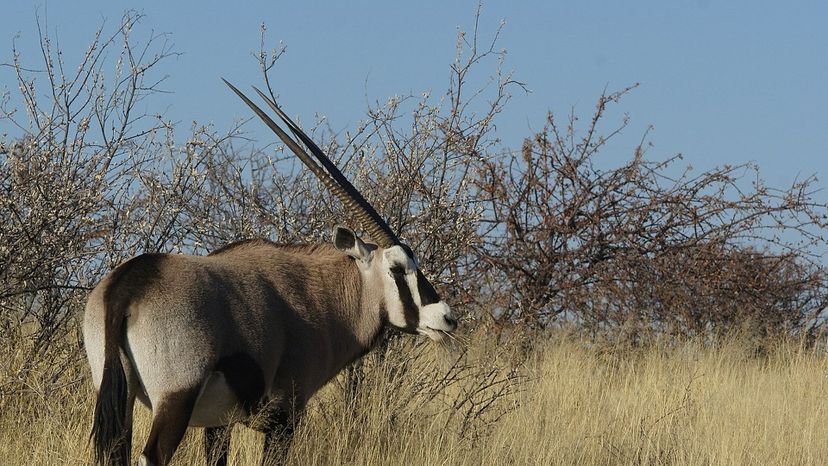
[333,226,370,261]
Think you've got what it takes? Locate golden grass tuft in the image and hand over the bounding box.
[1,329,827,465]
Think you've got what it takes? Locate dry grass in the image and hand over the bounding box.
[1,329,827,465]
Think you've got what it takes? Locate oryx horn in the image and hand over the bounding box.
[222,79,398,248]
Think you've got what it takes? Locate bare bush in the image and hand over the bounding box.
[0,13,179,354]
[474,86,828,341]
[2,9,826,371]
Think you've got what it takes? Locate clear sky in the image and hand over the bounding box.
[3,1,827,196]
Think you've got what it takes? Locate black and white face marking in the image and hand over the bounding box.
[332,226,457,341]
[381,245,457,341]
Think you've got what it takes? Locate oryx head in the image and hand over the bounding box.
[331,225,457,340]
[224,80,458,341]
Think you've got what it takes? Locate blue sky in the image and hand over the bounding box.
[3,1,827,196]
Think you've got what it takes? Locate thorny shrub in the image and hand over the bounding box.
[473,86,828,343]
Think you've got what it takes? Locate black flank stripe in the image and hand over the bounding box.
[393,273,419,330]
[215,352,266,415]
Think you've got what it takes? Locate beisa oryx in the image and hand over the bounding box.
[83,80,458,466]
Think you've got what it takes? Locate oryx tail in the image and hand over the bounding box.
[90,259,135,466]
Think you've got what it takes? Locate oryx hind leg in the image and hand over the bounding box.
[138,388,200,466]
[204,425,231,466]
[261,408,300,466]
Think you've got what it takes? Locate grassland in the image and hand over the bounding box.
[1,328,826,465]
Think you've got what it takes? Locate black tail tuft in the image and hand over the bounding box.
[91,358,130,466]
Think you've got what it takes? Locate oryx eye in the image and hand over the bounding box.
[390,265,406,275]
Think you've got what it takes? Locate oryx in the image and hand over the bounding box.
[83,81,458,466]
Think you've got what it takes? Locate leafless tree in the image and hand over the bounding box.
[473,86,828,342]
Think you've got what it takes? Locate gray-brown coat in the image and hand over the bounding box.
[84,82,457,466]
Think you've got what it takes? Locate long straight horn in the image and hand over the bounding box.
[250,86,399,248]
[223,79,398,248]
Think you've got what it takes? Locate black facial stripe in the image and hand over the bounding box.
[392,273,419,330]
[390,265,406,275]
[416,270,441,305]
